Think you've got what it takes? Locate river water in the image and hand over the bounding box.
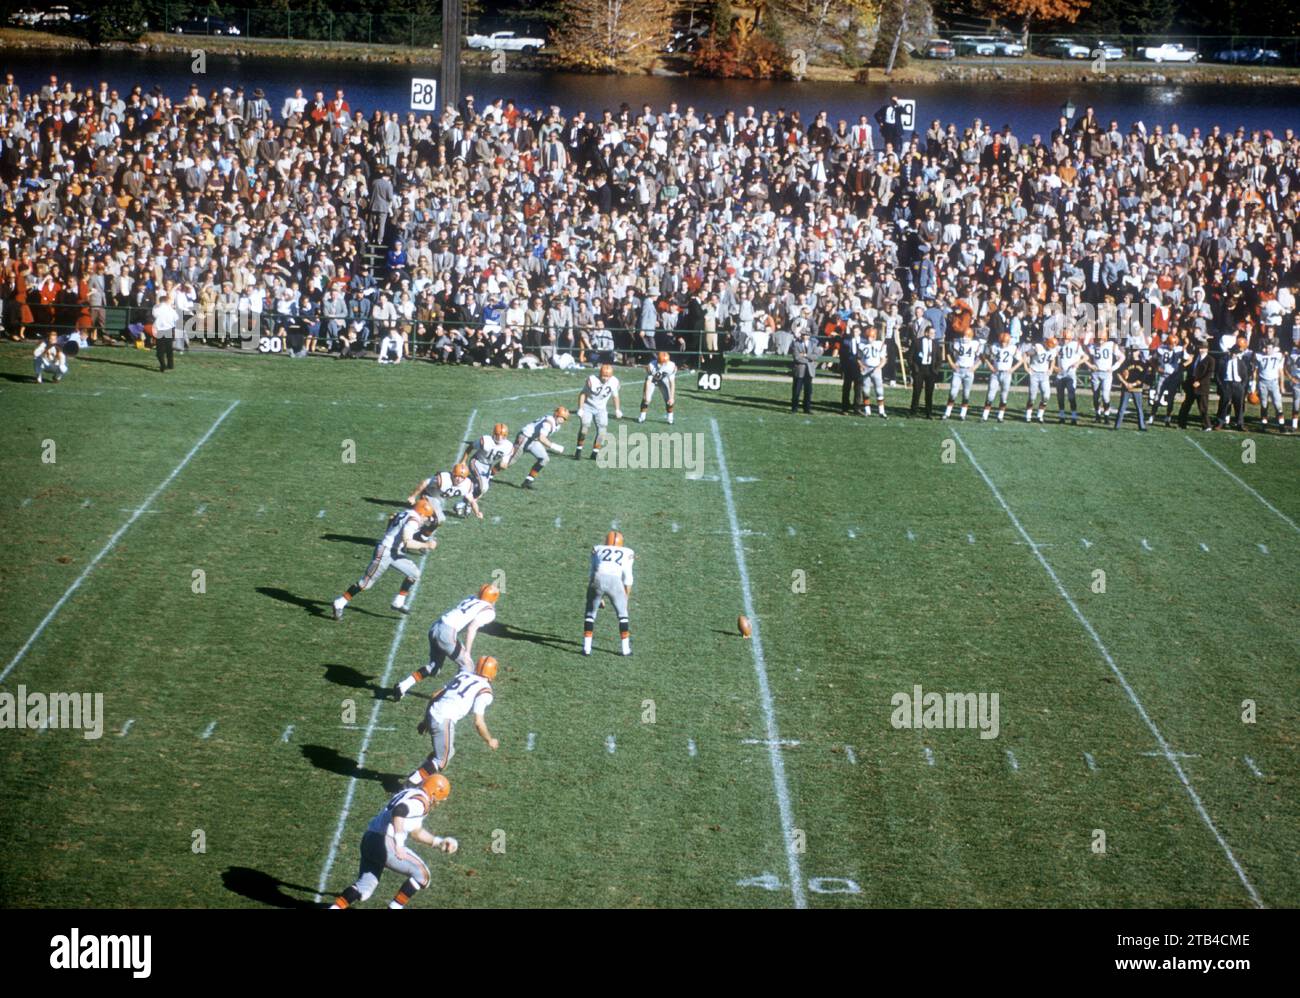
[2,48,1298,138]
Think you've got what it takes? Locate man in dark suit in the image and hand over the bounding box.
[840,322,864,414]
[1215,333,1252,431]
[369,168,394,245]
[909,324,942,417]
[791,329,821,414]
[1178,339,1216,430]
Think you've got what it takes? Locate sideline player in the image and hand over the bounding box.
[333,498,437,619]
[1019,335,1054,423]
[327,774,457,910]
[512,406,568,488]
[574,364,622,461]
[942,325,980,421]
[1253,338,1286,432]
[406,656,499,783]
[406,463,482,521]
[982,331,1017,422]
[33,331,67,384]
[1053,329,1086,424]
[1086,329,1124,423]
[638,352,677,424]
[394,583,500,699]
[860,326,889,418]
[1286,340,1300,432]
[461,423,512,498]
[584,530,634,657]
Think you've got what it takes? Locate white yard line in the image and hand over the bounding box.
[843,745,857,765]
[1243,756,1263,778]
[688,738,697,758]
[314,407,478,903]
[923,746,935,767]
[1084,752,1097,772]
[200,721,217,740]
[710,417,807,910]
[118,719,134,737]
[951,429,1263,909]
[526,732,536,752]
[1183,436,1299,534]
[280,724,294,743]
[1005,749,1020,771]
[605,735,617,755]
[1,400,240,686]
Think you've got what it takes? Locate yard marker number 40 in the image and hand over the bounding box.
[697,371,722,391]
[738,873,863,896]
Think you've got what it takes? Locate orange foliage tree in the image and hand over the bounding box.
[983,0,1092,43]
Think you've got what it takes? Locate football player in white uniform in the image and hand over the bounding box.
[1019,336,1054,423]
[942,327,981,421]
[982,331,1017,422]
[406,463,482,522]
[1253,338,1286,431]
[332,499,437,619]
[1053,328,1086,424]
[513,407,569,489]
[860,326,889,418]
[407,656,499,783]
[1086,330,1124,423]
[584,530,635,657]
[461,423,512,498]
[394,583,500,699]
[33,332,67,384]
[638,352,677,424]
[574,363,622,461]
[328,773,457,910]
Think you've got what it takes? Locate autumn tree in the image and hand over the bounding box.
[982,0,1092,45]
[552,0,675,71]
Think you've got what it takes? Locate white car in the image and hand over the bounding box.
[466,30,545,54]
[1143,43,1199,63]
[1091,41,1126,61]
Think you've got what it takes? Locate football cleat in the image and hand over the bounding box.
[599,363,613,381]
[521,477,534,489]
[421,773,450,801]
[478,582,501,604]
[493,422,509,439]
[452,462,470,480]
[332,599,345,621]
[476,655,499,681]
[606,530,624,547]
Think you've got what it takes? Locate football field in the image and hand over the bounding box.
[0,344,1296,908]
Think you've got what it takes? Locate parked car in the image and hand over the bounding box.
[924,38,955,60]
[466,30,545,54]
[1091,41,1126,61]
[1214,47,1282,65]
[1142,43,1199,63]
[1042,37,1091,59]
[991,37,1026,57]
[952,35,995,57]
[174,17,241,36]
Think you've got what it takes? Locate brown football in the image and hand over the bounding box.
[738,615,752,638]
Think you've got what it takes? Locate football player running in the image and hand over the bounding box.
[461,423,512,498]
[584,530,635,657]
[513,406,569,489]
[638,352,677,424]
[394,583,500,699]
[574,364,622,461]
[332,498,437,619]
[406,656,499,783]
[406,463,483,522]
[942,326,981,421]
[328,774,457,910]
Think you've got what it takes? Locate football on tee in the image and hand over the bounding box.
[738,615,752,638]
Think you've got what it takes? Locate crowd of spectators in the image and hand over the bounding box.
[1,71,1298,382]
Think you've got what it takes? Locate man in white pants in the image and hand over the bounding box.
[860,325,889,418]
[1019,336,1054,423]
[33,332,67,383]
[584,530,635,657]
[514,407,568,489]
[332,498,436,619]
[942,327,981,421]
[406,655,499,782]
[574,364,622,460]
[638,352,677,424]
[394,583,499,698]
[1087,330,1124,423]
[982,331,1017,422]
[327,774,457,910]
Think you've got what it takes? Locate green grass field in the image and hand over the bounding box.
[0,343,1295,908]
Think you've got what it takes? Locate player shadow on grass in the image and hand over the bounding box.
[301,743,406,794]
[255,585,386,619]
[482,620,588,653]
[361,496,409,507]
[78,355,157,371]
[221,867,321,909]
[321,662,405,701]
[698,393,842,415]
[321,533,375,547]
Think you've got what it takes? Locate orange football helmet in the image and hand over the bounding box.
[452,463,469,480]
[554,406,569,422]
[493,422,509,439]
[478,582,501,604]
[421,773,450,801]
[657,351,669,365]
[413,498,435,519]
[605,530,623,547]
[476,655,499,681]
